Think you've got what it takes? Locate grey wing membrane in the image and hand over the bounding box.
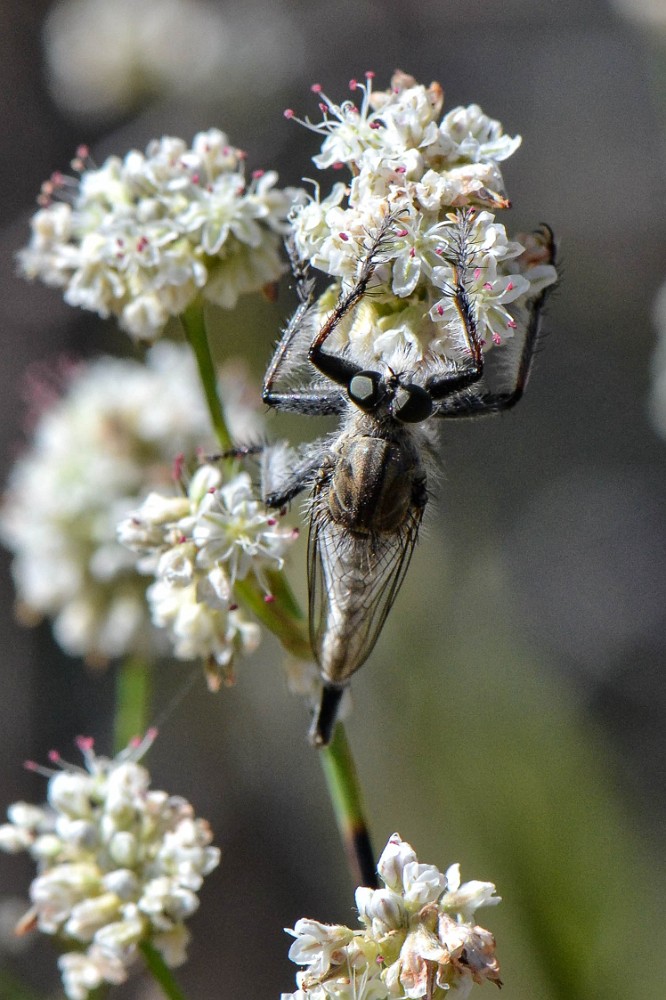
[307,495,423,686]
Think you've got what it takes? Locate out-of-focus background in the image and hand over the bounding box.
[1,2,665,998]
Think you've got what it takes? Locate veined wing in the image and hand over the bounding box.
[307,493,424,686]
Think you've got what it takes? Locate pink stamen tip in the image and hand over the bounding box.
[229,603,238,611]
[252,169,265,179]
[480,338,487,346]
[264,594,276,604]
[208,486,216,493]
[395,165,406,174]
[177,534,187,544]
[291,528,300,538]
[47,750,61,763]
[310,83,322,93]
[75,736,94,752]
[51,171,64,187]
[369,121,381,130]
[365,70,375,79]
[191,173,200,184]
[237,149,248,159]
[506,281,514,291]
[507,320,518,329]
[396,229,408,237]
[172,453,185,481]
[267,517,277,526]
[332,161,344,170]
[339,232,350,242]
[129,736,141,749]
[409,247,416,258]
[76,144,89,159]
[473,268,482,280]
[318,103,328,114]
[349,79,358,90]
[483,282,493,291]
[23,760,39,772]
[136,236,149,251]
[492,333,502,345]
[146,727,158,740]
[436,304,444,316]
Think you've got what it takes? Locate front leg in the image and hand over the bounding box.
[308,210,401,386]
[262,242,346,415]
[261,442,323,509]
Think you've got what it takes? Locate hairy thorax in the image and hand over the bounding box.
[326,433,424,534]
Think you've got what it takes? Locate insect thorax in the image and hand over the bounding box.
[325,430,426,535]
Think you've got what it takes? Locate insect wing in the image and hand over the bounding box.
[307,494,423,685]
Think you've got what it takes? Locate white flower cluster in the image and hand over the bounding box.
[44,0,231,120]
[283,833,501,1000]
[0,342,261,664]
[287,71,558,365]
[118,462,299,686]
[20,129,302,341]
[0,735,220,1000]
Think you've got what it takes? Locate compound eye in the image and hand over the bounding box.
[348,370,384,412]
[393,383,433,423]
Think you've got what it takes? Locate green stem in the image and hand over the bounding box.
[319,724,378,889]
[113,657,152,753]
[181,300,232,452]
[234,572,311,660]
[140,941,188,1000]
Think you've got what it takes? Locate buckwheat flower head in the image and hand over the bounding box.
[118,461,299,687]
[19,130,302,341]
[0,734,220,1000]
[286,71,557,367]
[0,343,259,664]
[284,833,501,1000]
[44,0,230,121]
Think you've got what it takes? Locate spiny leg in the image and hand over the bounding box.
[434,223,557,417]
[262,238,345,414]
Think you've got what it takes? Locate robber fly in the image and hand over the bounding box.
[262,210,556,746]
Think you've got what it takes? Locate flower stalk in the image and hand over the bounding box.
[113,656,152,753]
[140,941,188,1000]
[319,725,378,889]
[180,301,233,452]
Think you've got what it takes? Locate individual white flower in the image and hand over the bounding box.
[284,834,501,1000]
[286,71,557,367]
[20,130,302,341]
[119,462,298,686]
[0,735,220,1000]
[0,343,262,664]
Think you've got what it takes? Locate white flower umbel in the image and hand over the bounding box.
[0,734,220,1000]
[0,343,260,664]
[119,462,299,687]
[286,71,558,366]
[44,0,231,121]
[283,833,501,1000]
[20,130,302,341]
